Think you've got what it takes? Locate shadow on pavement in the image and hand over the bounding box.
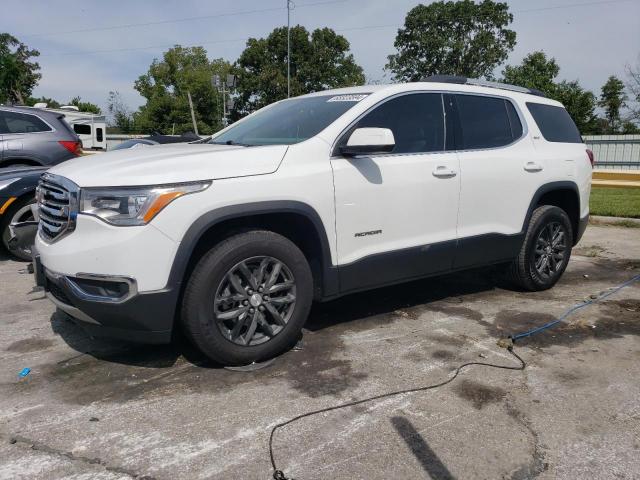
[391,416,456,480]
[49,268,500,370]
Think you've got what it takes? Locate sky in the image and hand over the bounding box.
[2,0,639,116]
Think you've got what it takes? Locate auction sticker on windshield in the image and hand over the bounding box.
[327,94,369,102]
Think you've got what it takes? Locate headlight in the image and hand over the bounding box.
[0,178,19,191]
[79,181,210,226]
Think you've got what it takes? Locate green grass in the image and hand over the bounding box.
[589,187,640,219]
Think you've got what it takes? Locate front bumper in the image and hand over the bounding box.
[35,257,177,344]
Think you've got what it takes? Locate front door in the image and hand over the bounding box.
[330,92,460,293]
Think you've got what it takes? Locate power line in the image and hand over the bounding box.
[515,0,635,13]
[37,0,635,58]
[40,37,249,57]
[334,0,637,31]
[20,0,347,38]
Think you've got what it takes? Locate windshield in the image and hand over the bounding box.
[209,94,369,146]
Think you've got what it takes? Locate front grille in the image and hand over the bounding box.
[37,173,79,242]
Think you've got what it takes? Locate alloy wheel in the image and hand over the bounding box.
[533,221,567,280]
[213,256,297,346]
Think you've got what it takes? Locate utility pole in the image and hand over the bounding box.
[187,91,198,136]
[287,0,292,98]
[221,83,227,126]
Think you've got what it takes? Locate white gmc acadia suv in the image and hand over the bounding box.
[33,76,592,365]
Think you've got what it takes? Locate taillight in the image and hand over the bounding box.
[59,140,82,156]
[586,149,594,168]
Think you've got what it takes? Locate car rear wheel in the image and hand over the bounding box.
[1,196,36,261]
[181,230,313,366]
[507,205,573,291]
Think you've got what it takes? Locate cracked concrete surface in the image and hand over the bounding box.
[1,225,639,479]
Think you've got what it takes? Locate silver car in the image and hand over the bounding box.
[0,106,82,168]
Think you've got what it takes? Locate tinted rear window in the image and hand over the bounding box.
[526,103,582,143]
[0,110,52,134]
[455,95,520,149]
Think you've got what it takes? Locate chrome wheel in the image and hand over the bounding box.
[533,221,567,280]
[214,256,297,346]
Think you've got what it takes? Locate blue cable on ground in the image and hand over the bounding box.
[510,273,640,342]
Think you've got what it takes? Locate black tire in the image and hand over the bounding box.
[181,230,313,366]
[507,205,573,291]
[1,196,36,261]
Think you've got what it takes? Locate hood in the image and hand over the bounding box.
[0,166,47,181]
[49,143,289,187]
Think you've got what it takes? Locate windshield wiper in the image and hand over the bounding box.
[209,140,254,147]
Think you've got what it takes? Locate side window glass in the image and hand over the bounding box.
[350,93,445,154]
[526,102,582,143]
[505,100,523,140]
[455,95,514,149]
[2,111,51,133]
[0,112,8,134]
[74,124,92,135]
[96,128,104,142]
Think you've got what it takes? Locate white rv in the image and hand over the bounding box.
[33,103,107,150]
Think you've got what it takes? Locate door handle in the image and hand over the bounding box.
[524,161,543,172]
[432,166,457,178]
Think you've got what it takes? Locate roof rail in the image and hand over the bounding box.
[421,75,547,98]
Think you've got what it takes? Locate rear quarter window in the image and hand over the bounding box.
[526,103,582,143]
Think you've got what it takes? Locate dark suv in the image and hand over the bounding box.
[0,106,82,168]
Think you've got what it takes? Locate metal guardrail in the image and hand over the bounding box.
[583,135,640,170]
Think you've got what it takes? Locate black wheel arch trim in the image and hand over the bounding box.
[166,201,339,299]
[522,180,581,243]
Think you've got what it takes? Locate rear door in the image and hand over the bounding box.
[449,93,546,268]
[0,110,55,163]
[331,92,461,292]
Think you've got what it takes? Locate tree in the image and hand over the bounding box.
[386,0,516,81]
[554,81,599,134]
[599,75,627,133]
[68,96,101,114]
[234,26,365,115]
[26,96,61,109]
[621,120,640,134]
[134,45,231,134]
[501,51,599,134]
[0,33,41,104]
[502,51,559,94]
[625,56,639,123]
[107,91,134,133]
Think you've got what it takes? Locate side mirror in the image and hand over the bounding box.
[339,127,395,157]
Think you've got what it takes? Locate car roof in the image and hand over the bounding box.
[298,82,562,106]
[0,104,62,119]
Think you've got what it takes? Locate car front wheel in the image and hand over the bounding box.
[1,196,36,261]
[181,230,313,366]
